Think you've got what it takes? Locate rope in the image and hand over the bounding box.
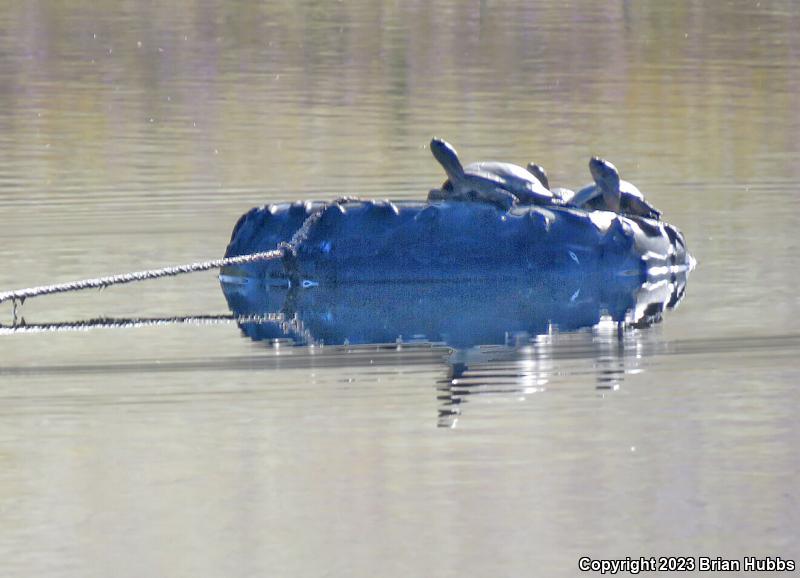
[0,197,360,314]
[0,249,282,306]
[0,313,283,335]
[278,196,359,287]
[287,196,359,251]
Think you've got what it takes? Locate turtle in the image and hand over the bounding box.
[463,161,555,205]
[570,157,661,220]
[526,162,576,204]
[427,138,555,209]
[526,163,550,189]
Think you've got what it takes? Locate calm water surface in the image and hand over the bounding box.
[1,1,799,576]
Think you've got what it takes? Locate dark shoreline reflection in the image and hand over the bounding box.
[222,267,689,425]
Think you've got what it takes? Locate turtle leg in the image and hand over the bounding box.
[428,179,455,202]
[464,187,516,210]
[625,196,662,220]
[487,188,517,210]
[427,188,446,202]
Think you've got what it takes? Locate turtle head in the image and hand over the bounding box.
[526,163,550,190]
[430,138,464,180]
[589,156,621,212]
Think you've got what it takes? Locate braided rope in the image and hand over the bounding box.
[0,313,284,335]
[0,249,283,305]
[282,196,359,254]
[0,197,360,311]
[278,196,359,285]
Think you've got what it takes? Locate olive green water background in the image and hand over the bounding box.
[1,1,799,576]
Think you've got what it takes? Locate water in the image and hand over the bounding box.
[1,1,799,576]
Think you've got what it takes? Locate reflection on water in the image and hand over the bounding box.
[438,325,639,428]
[222,274,689,347]
[4,255,689,430]
[2,1,800,576]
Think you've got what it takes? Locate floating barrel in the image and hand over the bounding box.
[222,200,692,286]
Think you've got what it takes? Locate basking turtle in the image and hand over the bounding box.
[464,161,555,205]
[526,162,576,204]
[571,157,661,220]
[428,138,555,209]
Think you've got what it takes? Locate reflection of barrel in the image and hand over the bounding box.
[221,271,682,347]
[222,200,692,285]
